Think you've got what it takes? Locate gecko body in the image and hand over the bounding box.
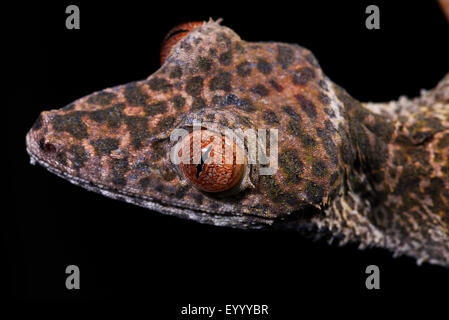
[26,21,449,266]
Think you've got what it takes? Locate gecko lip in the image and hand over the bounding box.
[25,129,275,229]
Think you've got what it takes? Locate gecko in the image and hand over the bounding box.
[26,20,449,267]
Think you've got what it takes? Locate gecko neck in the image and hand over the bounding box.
[322,75,449,267]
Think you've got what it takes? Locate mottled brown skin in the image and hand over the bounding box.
[26,21,449,267]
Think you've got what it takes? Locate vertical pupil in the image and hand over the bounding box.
[196,158,204,179]
[196,145,212,179]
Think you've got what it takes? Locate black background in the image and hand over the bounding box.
[5,0,449,313]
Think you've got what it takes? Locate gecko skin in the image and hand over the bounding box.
[26,21,449,267]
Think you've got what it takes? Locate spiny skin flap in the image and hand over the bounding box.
[26,20,449,267]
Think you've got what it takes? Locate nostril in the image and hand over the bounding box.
[38,138,56,153]
[44,143,56,153]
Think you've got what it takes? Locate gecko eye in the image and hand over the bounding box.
[160,21,205,65]
[177,129,246,193]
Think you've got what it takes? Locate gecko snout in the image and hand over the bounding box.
[26,110,65,161]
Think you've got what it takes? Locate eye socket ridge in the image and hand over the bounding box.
[160,21,205,65]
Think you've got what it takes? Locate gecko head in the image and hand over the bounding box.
[26,20,355,229]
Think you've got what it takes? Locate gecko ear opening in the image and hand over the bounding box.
[160,21,205,65]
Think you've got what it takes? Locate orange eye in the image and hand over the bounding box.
[177,130,245,193]
[160,21,205,65]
